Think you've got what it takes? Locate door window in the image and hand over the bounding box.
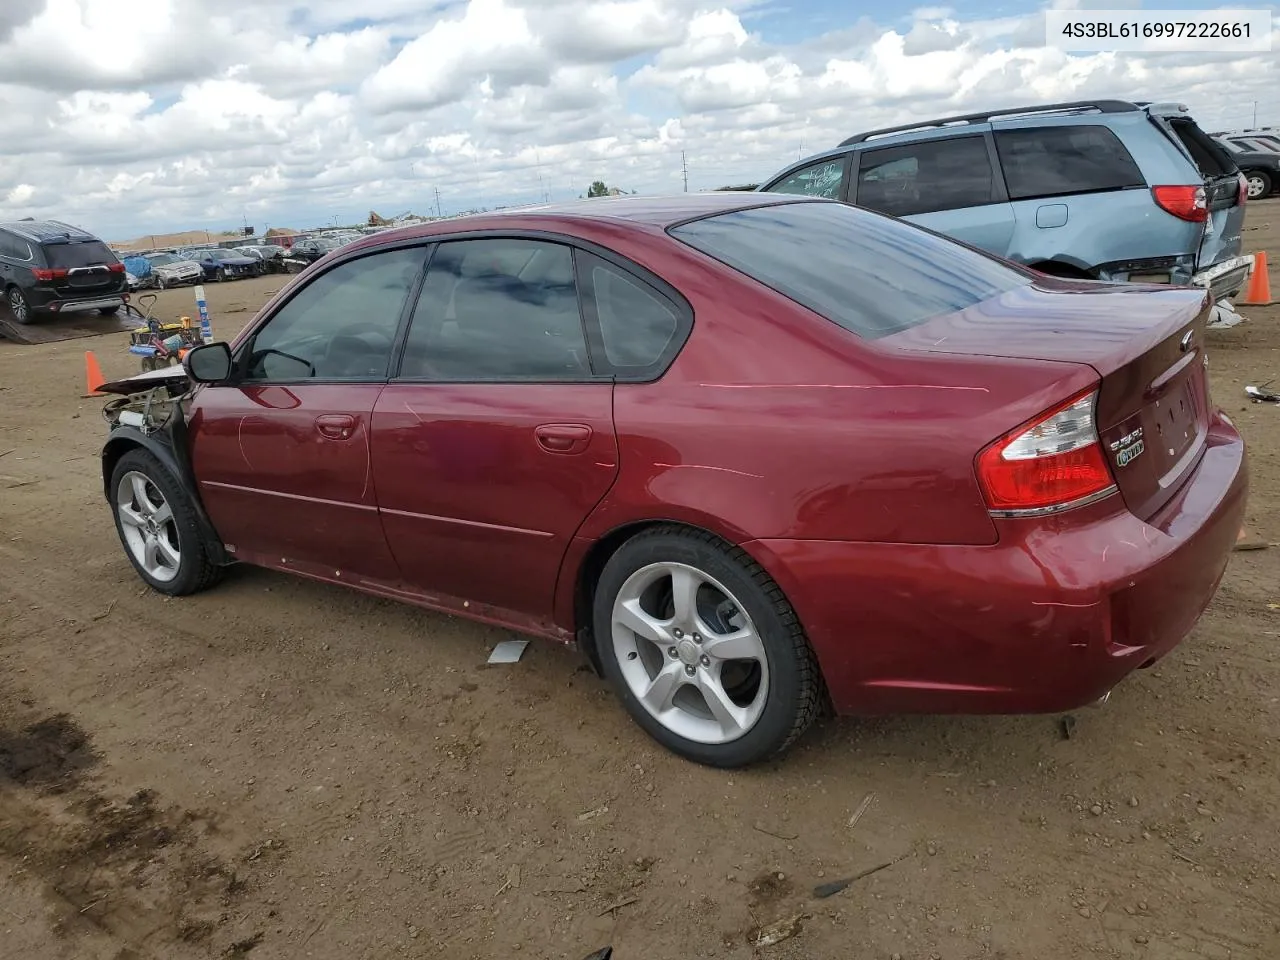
[244,247,424,381]
[855,136,997,217]
[398,239,591,381]
[764,158,846,199]
[994,125,1146,200]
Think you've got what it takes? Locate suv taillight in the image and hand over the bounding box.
[108,262,125,273]
[1237,172,1249,206]
[1152,184,1208,222]
[31,267,69,281]
[976,388,1116,515]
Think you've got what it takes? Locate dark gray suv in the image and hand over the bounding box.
[0,219,128,325]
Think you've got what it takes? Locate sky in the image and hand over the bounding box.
[0,0,1276,241]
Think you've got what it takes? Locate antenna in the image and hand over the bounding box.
[434,187,443,218]
[681,151,688,192]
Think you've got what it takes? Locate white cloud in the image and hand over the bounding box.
[0,0,1276,240]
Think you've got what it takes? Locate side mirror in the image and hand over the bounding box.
[183,341,234,383]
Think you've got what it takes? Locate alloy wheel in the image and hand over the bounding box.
[611,562,769,744]
[9,288,28,323]
[1247,175,1267,200]
[115,470,181,582]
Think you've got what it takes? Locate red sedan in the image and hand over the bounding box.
[101,193,1248,768]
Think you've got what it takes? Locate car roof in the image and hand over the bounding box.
[352,193,821,249]
[0,219,101,244]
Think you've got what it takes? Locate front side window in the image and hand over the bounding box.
[245,247,425,381]
[855,136,997,217]
[995,125,1146,200]
[399,238,590,381]
[671,201,1030,339]
[765,158,846,199]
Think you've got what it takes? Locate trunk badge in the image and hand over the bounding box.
[1180,331,1194,352]
[1110,427,1145,468]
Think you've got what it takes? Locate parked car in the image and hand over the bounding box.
[144,252,205,289]
[236,245,289,274]
[1215,138,1280,199]
[97,193,1247,768]
[0,219,128,324]
[182,248,259,281]
[1212,129,1280,155]
[758,100,1253,302]
[286,237,339,265]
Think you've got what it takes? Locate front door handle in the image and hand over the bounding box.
[535,423,592,455]
[315,414,356,440]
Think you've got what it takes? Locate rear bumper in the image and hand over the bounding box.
[1192,254,1253,301]
[44,295,126,314]
[746,411,1248,715]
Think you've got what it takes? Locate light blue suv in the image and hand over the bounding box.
[758,100,1252,302]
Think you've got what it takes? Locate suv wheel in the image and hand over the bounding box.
[593,526,822,767]
[1246,171,1272,200]
[7,286,32,325]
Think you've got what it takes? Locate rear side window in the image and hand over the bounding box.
[764,157,846,199]
[0,232,31,260]
[855,136,997,217]
[671,201,1030,339]
[43,240,117,269]
[579,252,681,369]
[995,125,1145,200]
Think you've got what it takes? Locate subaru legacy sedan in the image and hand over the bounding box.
[98,193,1247,768]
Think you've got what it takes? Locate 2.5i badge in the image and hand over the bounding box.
[1110,427,1145,467]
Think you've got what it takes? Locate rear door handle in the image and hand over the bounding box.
[535,423,592,455]
[315,414,356,440]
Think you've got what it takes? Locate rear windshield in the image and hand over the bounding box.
[670,201,1031,338]
[44,240,117,269]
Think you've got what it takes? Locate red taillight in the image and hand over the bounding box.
[976,388,1116,515]
[31,267,69,281]
[1151,184,1208,222]
[108,262,125,273]
[1237,172,1249,206]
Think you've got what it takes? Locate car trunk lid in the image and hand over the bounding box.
[1145,103,1246,270]
[883,279,1213,521]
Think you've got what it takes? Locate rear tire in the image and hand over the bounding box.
[110,449,221,596]
[1246,171,1273,200]
[7,286,33,325]
[592,526,821,768]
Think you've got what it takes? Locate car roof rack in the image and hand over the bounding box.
[837,100,1141,147]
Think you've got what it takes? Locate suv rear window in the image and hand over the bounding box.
[671,201,1030,339]
[995,125,1145,200]
[43,240,117,269]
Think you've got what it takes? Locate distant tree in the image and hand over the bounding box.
[586,180,610,198]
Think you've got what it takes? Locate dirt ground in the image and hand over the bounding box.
[2,207,1278,960]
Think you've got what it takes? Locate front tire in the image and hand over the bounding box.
[593,526,821,767]
[1246,171,1273,200]
[215,267,226,282]
[110,449,221,596]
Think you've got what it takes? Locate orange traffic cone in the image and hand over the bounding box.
[83,351,107,398]
[1240,251,1274,306]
